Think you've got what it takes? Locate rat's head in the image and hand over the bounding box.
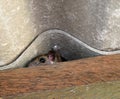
[27,48,61,67]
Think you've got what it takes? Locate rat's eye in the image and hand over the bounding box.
[39,57,46,63]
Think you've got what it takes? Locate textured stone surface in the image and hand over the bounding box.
[0,0,120,69]
[0,0,37,65]
[0,54,120,97]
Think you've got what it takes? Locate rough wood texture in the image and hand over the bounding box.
[5,81,120,99]
[0,54,120,97]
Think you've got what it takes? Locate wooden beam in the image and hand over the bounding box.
[0,54,120,97]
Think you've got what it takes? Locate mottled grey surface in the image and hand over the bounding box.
[29,0,120,50]
[0,0,120,69]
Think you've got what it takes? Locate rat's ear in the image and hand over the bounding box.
[48,49,55,55]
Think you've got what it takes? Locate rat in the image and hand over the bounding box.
[27,46,66,67]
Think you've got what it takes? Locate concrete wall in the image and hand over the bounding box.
[0,0,120,69]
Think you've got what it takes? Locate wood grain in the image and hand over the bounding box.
[0,54,120,97]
